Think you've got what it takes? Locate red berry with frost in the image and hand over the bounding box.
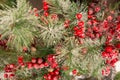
[105,46,113,53]
[31,58,37,63]
[76,13,82,20]
[37,58,43,64]
[4,73,8,78]
[43,5,49,11]
[95,6,100,12]
[33,63,39,69]
[72,69,77,75]
[33,8,38,12]
[35,13,39,17]
[27,62,33,69]
[39,63,45,68]
[9,74,15,78]
[18,56,23,64]
[44,11,49,17]
[78,21,84,27]
[73,26,79,31]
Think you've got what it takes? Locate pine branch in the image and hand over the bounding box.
[0,0,39,51]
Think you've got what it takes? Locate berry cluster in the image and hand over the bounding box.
[101,44,120,76]
[43,0,49,17]
[43,55,60,80]
[4,64,15,79]
[3,54,60,80]
[44,68,60,80]
[73,13,85,38]
[86,3,102,39]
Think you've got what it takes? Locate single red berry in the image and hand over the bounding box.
[4,73,8,78]
[37,58,43,64]
[92,26,99,32]
[33,8,38,12]
[47,74,52,80]
[33,63,39,69]
[31,58,37,63]
[54,70,59,75]
[9,74,15,78]
[9,64,15,69]
[105,46,113,53]
[78,21,84,27]
[107,16,113,21]
[43,74,48,79]
[18,56,23,64]
[72,69,77,75]
[76,13,82,20]
[39,63,45,68]
[53,76,59,80]
[51,62,58,68]
[23,46,28,52]
[27,62,33,69]
[88,8,93,15]
[44,62,49,67]
[43,1,48,6]
[115,43,120,49]
[35,13,39,17]
[110,58,118,66]
[73,26,79,31]
[44,11,49,17]
[43,5,49,11]
[95,6,100,12]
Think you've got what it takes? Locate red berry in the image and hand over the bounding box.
[72,69,77,75]
[115,43,120,49]
[43,5,49,11]
[27,62,33,69]
[9,64,15,69]
[51,62,58,68]
[44,11,49,17]
[88,8,93,15]
[93,26,99,32]
[64,20,70,28]
[39,63,45,68]
[95,6,100,12]
[47,74,52,80]
[18,56,23,64]
[4,73,8,78]
[105,46,113,53]
[43,1,48,6]
[33,8,38,12]
[107,16,113,21]
[78,21,84,27]
[101,51,109,58]
[31,58,37,63]
[73,26,79,31]
[35,13,39,17]
[23,46,28,52]
[76,13,82,20]
[44,62,49,67]
[33,63,39,69]
[54,70,59,75]
[37,58,43,64]
[9,74,15,78]
[43,74,48,79]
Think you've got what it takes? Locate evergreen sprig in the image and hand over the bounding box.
[0,0,38,51]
